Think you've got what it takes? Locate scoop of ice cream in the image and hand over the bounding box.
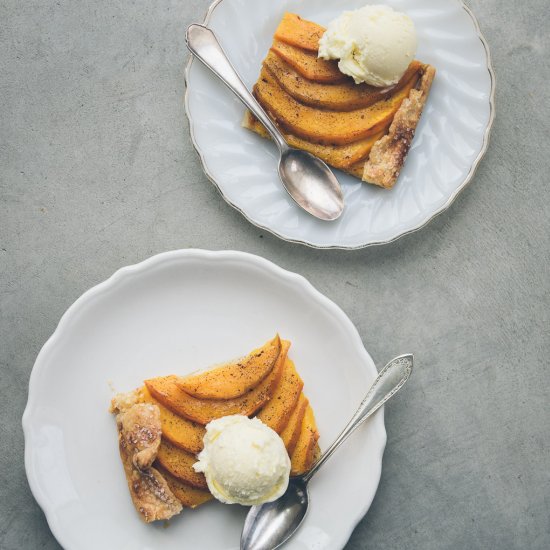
[193,415,290,506]
[318,5,417,87]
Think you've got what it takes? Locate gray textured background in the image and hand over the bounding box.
[1,0,549,548]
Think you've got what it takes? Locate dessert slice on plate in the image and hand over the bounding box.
[110,335,320,522]
[243,10,435,189]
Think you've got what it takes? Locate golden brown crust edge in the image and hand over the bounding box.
[362,65,436,188]
[113,398,183,522]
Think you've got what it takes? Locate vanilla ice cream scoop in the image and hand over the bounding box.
[318,5,417,87]
[193,415,291,506]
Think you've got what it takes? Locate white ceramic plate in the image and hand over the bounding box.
[23,250,386,550]
[185,0,494,249]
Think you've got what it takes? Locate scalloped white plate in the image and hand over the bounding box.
[23,250,385,550]
[185,0,494,249]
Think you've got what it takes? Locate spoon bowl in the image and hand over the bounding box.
[279,149,344,221]
[241,478,308,550]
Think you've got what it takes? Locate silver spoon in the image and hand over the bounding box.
[240,354,413,550]
[186,24,344,221]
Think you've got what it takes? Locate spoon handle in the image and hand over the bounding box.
[303,354,413,482]
[186,24,288,152]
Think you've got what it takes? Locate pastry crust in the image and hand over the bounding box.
[113,399,183,522]
[362,65,436,188]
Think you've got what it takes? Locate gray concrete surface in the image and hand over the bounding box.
[1,0,549,548]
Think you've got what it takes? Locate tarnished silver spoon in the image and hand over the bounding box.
[186,24,344,221]
[240,354,414,550]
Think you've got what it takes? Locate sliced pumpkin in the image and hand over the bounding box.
[290,404,319,476]
[265,52,422,112]
[243,110,385,169]
[145,343,287,425]
[158,465,213,508]
[155,439,207,489]
[140,386,205,454]
[271,40,345,83]
[274,12,325,52]
[280,393,308,456]
[254,67,420,145]
[256,355,303,434]
[177,335,281,400]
